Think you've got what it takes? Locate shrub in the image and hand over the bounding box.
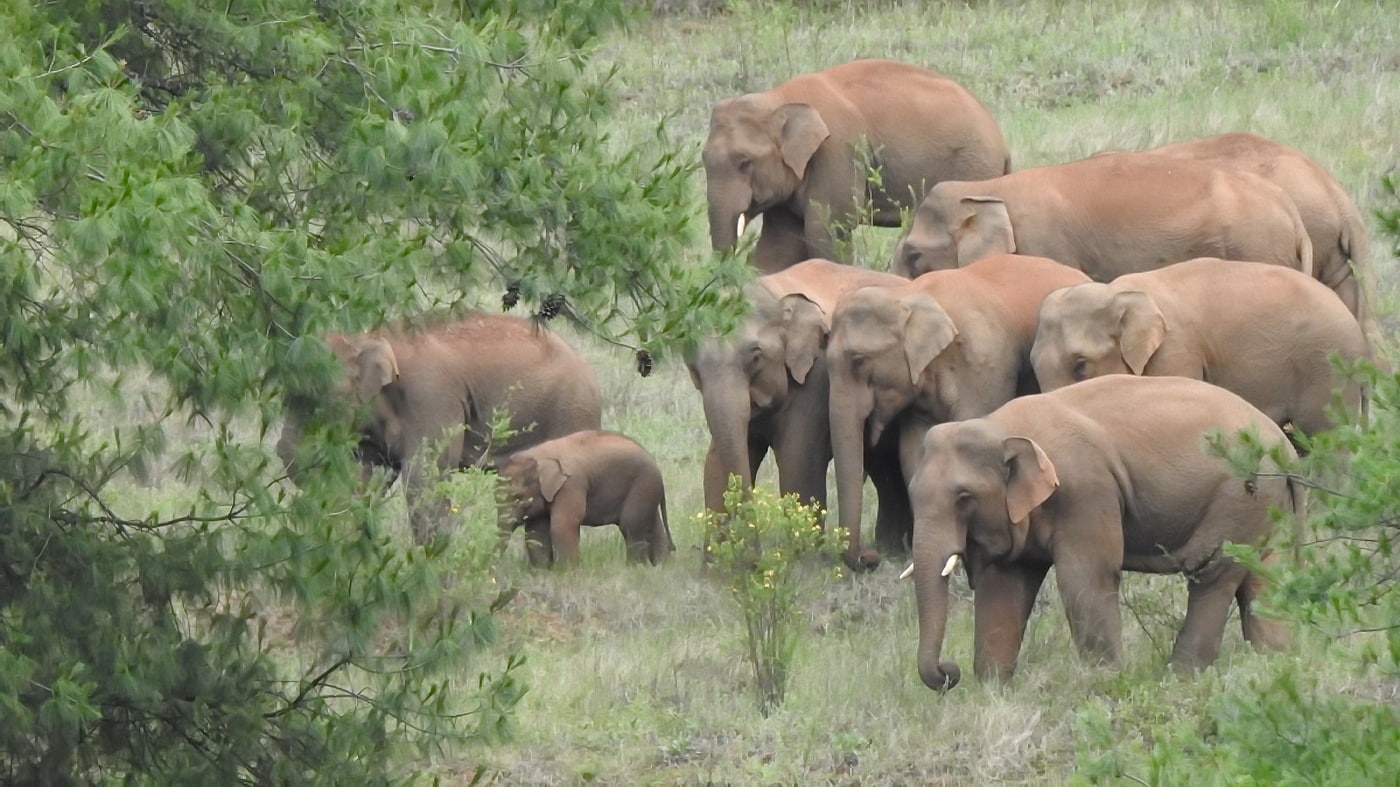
[700,478,844,716]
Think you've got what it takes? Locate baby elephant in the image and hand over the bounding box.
[498,431,673,567]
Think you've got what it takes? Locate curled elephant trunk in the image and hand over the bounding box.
[914,537,964,691]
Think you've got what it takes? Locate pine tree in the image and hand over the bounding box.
[0,1,739,781]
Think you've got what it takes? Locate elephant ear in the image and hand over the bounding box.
[901,293,958,385]
[772,103,830,180]
[354,337,400,404]
[1003,436,1059,527]
[953,197,1016,264]
[780,293,827,384]
[537,456,570,503]
[1113,290,1168,375]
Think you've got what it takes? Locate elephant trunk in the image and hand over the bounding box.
[914,534,964,692]
[707,182,751,252]
[830,376,876,570]
[275,414,304,486]
[701,369,754,508]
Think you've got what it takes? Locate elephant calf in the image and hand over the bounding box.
[908,375,1298,691]
[276,312,602,544]
[1031,257,1367,436]
[498,430,673,567]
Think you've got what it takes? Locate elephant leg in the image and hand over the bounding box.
[1054,554,1124,667]
[772,426,830,513]
[1170,560,1249,671]
[753,208,812,273]
[702,445,727,513]
[401,457,451,545]
[619,493,657,565]
[973,562,1051,685]
[868,424,914,555]
[523,518,552,567]
[1237,554,1292,652]
[547,487,588,567]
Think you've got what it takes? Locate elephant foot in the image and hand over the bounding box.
[842,548,882,573]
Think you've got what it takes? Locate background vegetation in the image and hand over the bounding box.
[2,0,1398,784]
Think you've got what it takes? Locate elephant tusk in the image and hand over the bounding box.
[941,554,962,578]
[899,562,914,581]
[735,213,748,238]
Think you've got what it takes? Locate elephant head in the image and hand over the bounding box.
[276,334,404,483]
[703,95,831,251]
[1030,284,1167,392]
[893,189,1016,277]
[909,420,1059,691]
[827,286,958,569]
[688,285,828,503]
[497,452,569,524]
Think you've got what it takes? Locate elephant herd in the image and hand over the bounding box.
[695,59,1376,690]
[278,58,1379,693]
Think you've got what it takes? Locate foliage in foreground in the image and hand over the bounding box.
[1074,175,1400,783]
[0,0,736,782]
[701,479,843,716]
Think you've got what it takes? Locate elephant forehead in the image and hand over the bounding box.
[923,420,1005,461]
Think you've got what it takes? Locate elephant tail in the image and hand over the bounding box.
[1285,468,1308,565]
[655,487,675,563]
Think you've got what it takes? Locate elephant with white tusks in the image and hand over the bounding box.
[907,375,1298,691]
[704,59,1009,273]
[826,254,1090,572]
[277,312,602,544]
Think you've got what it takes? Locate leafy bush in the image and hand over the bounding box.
[700,478,843,716]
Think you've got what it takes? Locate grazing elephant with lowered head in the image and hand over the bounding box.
[705,59,1009,273]
[892,150,1314,287]
[1031,258,1367,436]
[498,430,672,567]
[909,375,1297,691]
[826,254,1091,571]
[277,312,603,543]
[687,259,909,534]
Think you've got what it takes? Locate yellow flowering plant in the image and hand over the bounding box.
[700,476,846,716]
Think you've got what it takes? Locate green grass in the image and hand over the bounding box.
[104,1,1400,783]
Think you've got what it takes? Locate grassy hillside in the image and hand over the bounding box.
[433,3,1400,784]
[106,1,1400,783]
[397,3,1400,785]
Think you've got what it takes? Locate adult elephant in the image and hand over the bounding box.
[826,254,1091,571]
[1031,258,1367,436]
[277,312,603,543]
[1150,133,1374,322]
[908,375,1297,691]
[704,59,1009,273]
[687,259,907,526]
[892,150,1314,286]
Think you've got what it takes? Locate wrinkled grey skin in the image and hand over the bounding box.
[908,376,1297,692]
[686,260,912,550]
[497,430,673,568]
[277,313,602,543]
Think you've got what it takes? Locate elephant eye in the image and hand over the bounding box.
[955,489,975,511]
[1071,357,1088,381]
[736,157,753,173]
